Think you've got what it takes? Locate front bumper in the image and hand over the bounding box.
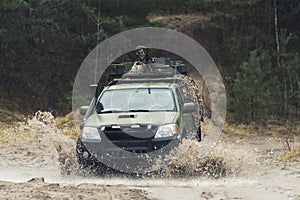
[76,124,182,172]
[76,130,182,173]
[77,135,180,160]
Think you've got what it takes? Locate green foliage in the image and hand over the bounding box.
[0,0,299,120]
[275,29,300,117]
[228,28,300,122]
[0,0,164,115]
[229,47,280,122]
[0,0,100,114]
[199,0,299,122]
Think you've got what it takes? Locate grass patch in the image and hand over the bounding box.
[224,120,300,162]
[279,146,300,162]
[0,109,25,123]
[223,120,300,137]
[55,112,81,141]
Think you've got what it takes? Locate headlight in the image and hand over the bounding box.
[81,127,101,140]
[155,124,178,138]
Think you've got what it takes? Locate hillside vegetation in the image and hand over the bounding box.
[0,0,299,123]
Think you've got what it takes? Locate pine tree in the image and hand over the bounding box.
[230,47,280,122]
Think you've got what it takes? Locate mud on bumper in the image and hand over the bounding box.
[76,136,180,165]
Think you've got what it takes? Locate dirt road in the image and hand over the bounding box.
[0,112,299,200]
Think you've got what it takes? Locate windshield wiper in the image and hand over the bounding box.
[100,110,122,113]
[128,109,150,112]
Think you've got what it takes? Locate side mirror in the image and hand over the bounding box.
[80,106,89,116]
[95,102,104,113]
[182,102,196,113]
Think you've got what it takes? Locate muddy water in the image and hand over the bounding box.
[0,111,76,182]
[1,111,300,200]
[0,111,225,180]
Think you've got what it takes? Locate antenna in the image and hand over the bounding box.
[94,0,102,83]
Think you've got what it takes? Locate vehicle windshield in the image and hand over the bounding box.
[97,88,176,113]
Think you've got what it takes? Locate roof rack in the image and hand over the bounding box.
[107,74,184,86]
[123,71,176,78]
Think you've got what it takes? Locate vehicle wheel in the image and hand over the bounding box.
[77,154,108,175]
[76,152,92,170]
[76,141,95,169]
[196,126,201,142]
[76,141,109,175]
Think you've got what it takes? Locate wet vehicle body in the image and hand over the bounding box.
[76,64,200,169]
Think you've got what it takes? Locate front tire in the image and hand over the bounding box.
[196,126,201,142]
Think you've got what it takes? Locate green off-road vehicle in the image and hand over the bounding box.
[76,63,200,171]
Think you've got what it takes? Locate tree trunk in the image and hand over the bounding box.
[274,0,287,117]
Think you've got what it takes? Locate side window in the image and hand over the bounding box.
[175,88,184,110]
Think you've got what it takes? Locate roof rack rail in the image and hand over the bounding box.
[122,72,177,79]
[107,76,184,86]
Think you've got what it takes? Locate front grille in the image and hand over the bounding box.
[92,124,175,153]
[100,124,158,141]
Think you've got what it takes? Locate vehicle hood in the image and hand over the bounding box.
[84,112,179,127]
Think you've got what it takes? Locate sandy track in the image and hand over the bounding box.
[0,177,149,200]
